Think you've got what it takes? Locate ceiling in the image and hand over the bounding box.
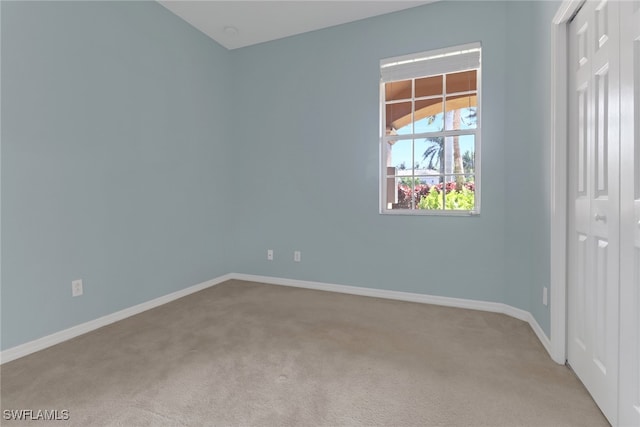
[158,1,434,50]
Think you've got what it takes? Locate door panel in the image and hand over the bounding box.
[619,1,640,425]
[578,88,588,195]
[568,1,620,424]
[595,68,608,198]
[576,232,588,350]
[594,237,608,372]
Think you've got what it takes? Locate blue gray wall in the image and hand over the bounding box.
[1,0,559,351]
[504,0,560,336]
[229,1,509,305]
[1,1,232,349]
[229,1,557,336]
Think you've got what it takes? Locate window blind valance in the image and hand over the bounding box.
[380,42,481,83]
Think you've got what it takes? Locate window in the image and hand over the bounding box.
[380,43,481,215]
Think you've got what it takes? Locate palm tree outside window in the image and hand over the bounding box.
[380,43,481,215]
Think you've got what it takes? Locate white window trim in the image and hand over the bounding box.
[379,43,482,216]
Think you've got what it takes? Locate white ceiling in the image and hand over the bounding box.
[158,1,434,50]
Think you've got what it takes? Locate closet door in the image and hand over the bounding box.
[619,1,640,426]
[567,1,620,424]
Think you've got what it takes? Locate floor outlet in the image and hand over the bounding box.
[72,279,83,297]
[294,251,301,262]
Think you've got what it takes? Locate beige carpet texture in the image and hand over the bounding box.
[1,280,608,426]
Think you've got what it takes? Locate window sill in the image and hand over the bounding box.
[379,209,480,217]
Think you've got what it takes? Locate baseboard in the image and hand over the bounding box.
[526,312,553,356]
[1,272,554,364]
[498,303,552,357]
[0,274,234,364]
[232,273,555,360]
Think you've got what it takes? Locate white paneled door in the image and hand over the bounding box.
[568,0,620,425]
[619,1,640,426]
[569,1,640,425]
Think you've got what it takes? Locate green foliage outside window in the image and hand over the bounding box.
[416,185,474,210]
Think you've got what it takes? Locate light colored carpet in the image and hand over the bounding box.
[1,279,608,426]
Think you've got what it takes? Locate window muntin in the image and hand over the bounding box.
[380,44,481,215]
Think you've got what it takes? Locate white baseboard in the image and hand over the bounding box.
[498,303,552,357]
[1,272,554,364]
[526,312,553,357]
[232,273,554,360]
[0,274,234,364]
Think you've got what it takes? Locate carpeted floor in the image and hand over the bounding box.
[1,279,608,426]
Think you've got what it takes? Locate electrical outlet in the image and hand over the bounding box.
[267,249,274,261]
[294,251,301,262]
[543,286,548,306]
[72,279,83,297]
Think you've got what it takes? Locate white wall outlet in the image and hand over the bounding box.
[72,279,83,297]
[294,251,301,262]
[267,249,274,261]
[543,286,548,306]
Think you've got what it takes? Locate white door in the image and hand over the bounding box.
[568,1,620,425]
[619,1,640,426]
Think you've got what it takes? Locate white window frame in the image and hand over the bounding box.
[379,42,482,216]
